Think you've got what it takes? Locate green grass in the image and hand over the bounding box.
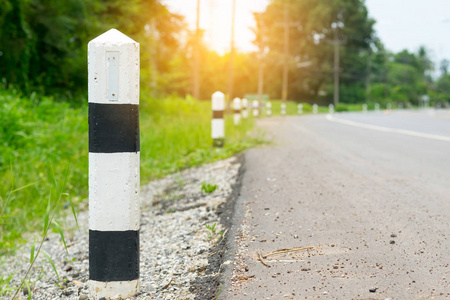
[0,90,264,254]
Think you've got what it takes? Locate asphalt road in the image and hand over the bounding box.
[222,109,450,299]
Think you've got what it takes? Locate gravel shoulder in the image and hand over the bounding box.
[1,155,244,300]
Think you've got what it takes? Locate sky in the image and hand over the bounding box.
[365,0,450,70]
[163,0,450,69]
[162,0,269,53]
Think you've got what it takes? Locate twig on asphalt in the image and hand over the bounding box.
[257,250,270,268]
[264,246,314,258]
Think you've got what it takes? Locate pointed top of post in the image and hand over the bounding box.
[212,91,225,99]
[89,29,138,47]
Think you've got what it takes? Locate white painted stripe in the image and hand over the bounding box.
[326,115,450,142]
[89,152,140,231]
[88,29,139,105]
[89,280,139,299]
[212,119,225,139]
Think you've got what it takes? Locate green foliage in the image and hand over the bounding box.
[201,182,218,194]
[0,90,88,252]
[0,88,262,253]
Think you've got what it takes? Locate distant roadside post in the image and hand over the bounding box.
[362,104,368,113]
[252,100,259,117]
[212,91,225,147]
[387,103,392,110]
[313,104,318,114]
[242,98,249,119]
[375,103,380,112]
[298,103,303,115]
[329,104,334,114]
[281,102,286,116]
[233,97,241,126]
[88,29,140,299]
[266,101,272,116]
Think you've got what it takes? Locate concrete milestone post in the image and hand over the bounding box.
[281,102,286,116]
[233,97,241,126]
[252,100,259,117]
[298,103,303,115]
[212,91,225,147]
[242,98,249,119]
[266,101,272,116]
[88,29,140,299]
[313,104,318,114]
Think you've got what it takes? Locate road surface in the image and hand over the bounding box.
[222,109,450,299]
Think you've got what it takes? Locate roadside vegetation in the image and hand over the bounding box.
[0,88,266,255]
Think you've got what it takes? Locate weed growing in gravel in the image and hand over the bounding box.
[0,274,13,296]
[201,182,218,194]
[205,223,223,240]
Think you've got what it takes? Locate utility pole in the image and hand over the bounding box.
[282,3,289,102]
[193,0,201,99]
[333,26,340,106]
[256,13,265,111]
[366,48,372,102]
[227,0,236,105]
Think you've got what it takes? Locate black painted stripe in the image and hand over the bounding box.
[89,103,140,153]
[89,230,139,281]
[212,110,224,119]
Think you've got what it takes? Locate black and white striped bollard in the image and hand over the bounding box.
[298,103,303,115]
[329,104,334,114]
[212,91,225,147]
[266,101,272,116]
[233,97,241,126]
[242,98,249,119]
[281,102,286,116]
[88,29,140,299]
[252,100,259,117]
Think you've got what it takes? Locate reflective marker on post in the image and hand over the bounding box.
[88,29,140,299]
[298,103,303,115]
[313,104,318,114]
[329,104,334,114]
[281,102,286,116]
[252,100,259,117]
[266,101,272,116]
[212,91,225,147]
[233,97,241,126]
[242,98,249,119]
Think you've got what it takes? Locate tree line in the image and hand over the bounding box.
[1,0,449,106]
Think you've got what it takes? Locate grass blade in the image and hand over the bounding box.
[29,242,35,264]
[42,251,60,282]
[67,195,78,228]
[43,195,51,234]
[24,280,31,300]
[52,221,68,254]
